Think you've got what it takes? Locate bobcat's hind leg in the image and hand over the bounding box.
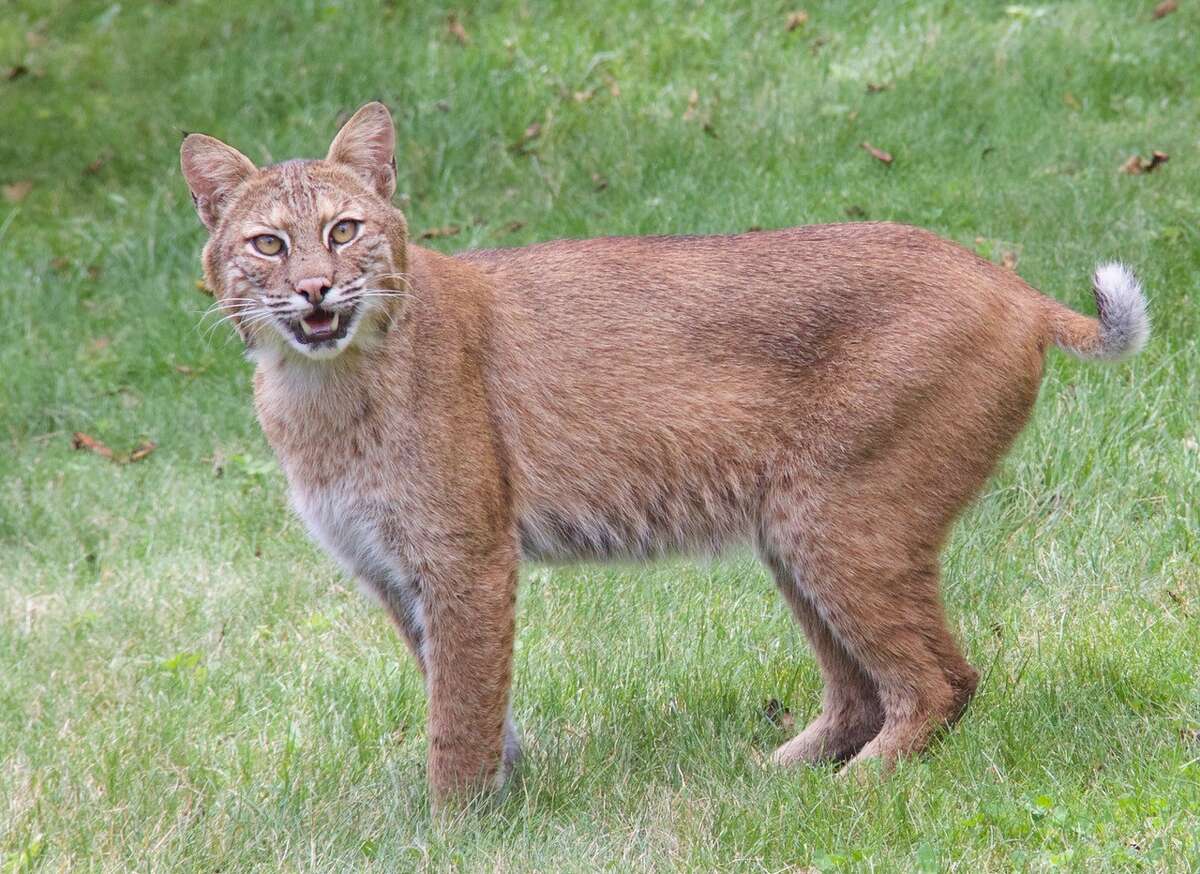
[761,550,884,765]
[759,491,978,772]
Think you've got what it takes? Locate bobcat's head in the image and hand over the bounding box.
[181,103,408,361]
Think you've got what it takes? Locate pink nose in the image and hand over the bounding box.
[294,276,331,304]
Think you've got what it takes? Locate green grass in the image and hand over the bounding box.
[3,0,1199,870]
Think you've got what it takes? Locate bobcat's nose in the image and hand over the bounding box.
[294,276,332,305]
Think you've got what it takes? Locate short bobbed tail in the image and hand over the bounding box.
[1046,262,1150,361]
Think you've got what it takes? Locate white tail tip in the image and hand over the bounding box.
[1091,261,1150,361]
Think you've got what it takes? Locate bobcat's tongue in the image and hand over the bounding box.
[300,309,339,337]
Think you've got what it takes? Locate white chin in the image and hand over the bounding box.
[280,313,362,359]
[289,337,351,359]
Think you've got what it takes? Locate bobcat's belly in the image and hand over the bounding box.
[290,484,424,629]
[515,486,755,562]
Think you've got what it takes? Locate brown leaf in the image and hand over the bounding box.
[1153,0,1178,18]
[418,225,461,240]
[682,89,700,122]
[860,142,893,165]
[573,88,595,103]
[604,75,621,97]
[174,364,200,376]
[761,698,795,730]
[87,336,111,354]
[866,81,892,94]
[195,279,213,296]
[844,204,868,219]
[127,441,157,464]
[501,220,525,234]
[785,10,809,31]
[446,13,470,45]
[5,64,29,81]
[1165,588,1192,617]
[591,172,608,192]
[86,264,102,281]
[72,432,156,465]
[3,180,33,202]
[72,432,114,461]
[1063,91,1081,110]
[84,152,111,175]
[1001,250,1019,271]
[1120,150,1169,174]
[50,256,70,272]
[1119,155,1143,174]
[510,121,542,153]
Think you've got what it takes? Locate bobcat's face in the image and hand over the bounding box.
[205,162,402,360]
[182,103,406,361]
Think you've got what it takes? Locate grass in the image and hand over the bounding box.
[2,0,1199,870]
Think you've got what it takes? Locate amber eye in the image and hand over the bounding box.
[252,234,284,256]
[329,219,359,246]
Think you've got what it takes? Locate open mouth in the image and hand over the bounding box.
[290,306,354,345]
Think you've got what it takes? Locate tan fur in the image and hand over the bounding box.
[181,103,1149,807]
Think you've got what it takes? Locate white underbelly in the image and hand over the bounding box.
[290,485,424,632]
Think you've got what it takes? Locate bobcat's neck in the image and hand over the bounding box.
[252,309,416,489]
[251,245,496,496]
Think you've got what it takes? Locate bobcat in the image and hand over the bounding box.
[181,102,1148,807]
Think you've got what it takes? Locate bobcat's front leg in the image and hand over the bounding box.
[423,543,520,807]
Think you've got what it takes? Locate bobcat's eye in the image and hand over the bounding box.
[329,219,360,247]
[252,234,284,256]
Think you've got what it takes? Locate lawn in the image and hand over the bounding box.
[2,0,1199,870]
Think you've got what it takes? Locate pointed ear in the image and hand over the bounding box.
[180,134,257,231]
[326,102,396,200]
